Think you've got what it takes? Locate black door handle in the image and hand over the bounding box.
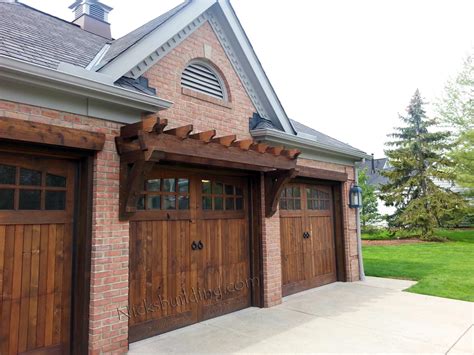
[303,232,311,239]
[192,241,198,250]
[198,241,204,250]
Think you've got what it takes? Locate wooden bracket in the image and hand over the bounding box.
[119,158,154,220]
[264,168,298,217]
[210,135,237,147]
[231,139,254,150]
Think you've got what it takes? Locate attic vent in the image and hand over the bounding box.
[89,4,105,21]
[75,6,83,18]
[181,63,226,100]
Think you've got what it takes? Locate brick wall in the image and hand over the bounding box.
[0,100,129,354]
[260,174,283,307]
[143,21,256,139]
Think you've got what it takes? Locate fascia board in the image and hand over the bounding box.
[97,0,217,81]
[217,0,295,135]
[0,56,173,112]
[251,128,371,161]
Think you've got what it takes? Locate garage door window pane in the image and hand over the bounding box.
[137,196,145,210]
[45,191,66,210]
[178,179,189,193]
[236,187,243,196]
[19,190,41,210]
[163,196,176,210]
[293,187,300,197]
[236,197,243,210]
[162,179,176,193]
[202,196,212,210]
[202,180,211,194]
[294,199,301,210]
[178,196,189,210]
[213,182,223,195]
[225,198,234,210]
[225,185,234,195]
[46,174,66,188]
[146,179,161,191]
[147,195,161,209]
[0,189,14,210]
[214,197,223,210]
[20,168,41,186]
[0,165,16,185]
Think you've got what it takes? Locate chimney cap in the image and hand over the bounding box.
[69,0,113,12]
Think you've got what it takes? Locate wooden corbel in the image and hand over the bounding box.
[119,158,155,220]
[264,168,298,217]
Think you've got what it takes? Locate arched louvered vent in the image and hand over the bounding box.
[181,63,225,100]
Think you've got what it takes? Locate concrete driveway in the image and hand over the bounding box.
[129,277,473,354]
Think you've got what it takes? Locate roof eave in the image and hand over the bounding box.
[0,55,173,112]
[251,128,371,161]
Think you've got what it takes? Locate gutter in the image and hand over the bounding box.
[0,55,173,112]
[251,128,371,161]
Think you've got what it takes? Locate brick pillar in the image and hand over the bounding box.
[260,174,283,307]
[89,128,130,354]
[342,167,360,282]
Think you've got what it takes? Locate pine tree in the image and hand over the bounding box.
[380,90,466,240]
[358,168,381,228]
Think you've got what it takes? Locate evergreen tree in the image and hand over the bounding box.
[380,90,466,240]
[358,168,381,228]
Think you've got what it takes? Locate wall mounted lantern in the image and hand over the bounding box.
[349,184,363,209]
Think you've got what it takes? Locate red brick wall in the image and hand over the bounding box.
[260,174,283,307]
[0,100,129,354]
[143,21,256,139]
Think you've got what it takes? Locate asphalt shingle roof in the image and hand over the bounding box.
[290,119,366,154]
[357,158,390,187]
[0,2,109,69]
[98,1,190,68]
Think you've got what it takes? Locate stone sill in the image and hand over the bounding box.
[182,87,232,109]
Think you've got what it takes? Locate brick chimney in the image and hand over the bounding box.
[69,0,113,39]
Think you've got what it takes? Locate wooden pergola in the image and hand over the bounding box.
[115,116,300,219]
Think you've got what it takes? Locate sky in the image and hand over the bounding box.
[21,0,474,157]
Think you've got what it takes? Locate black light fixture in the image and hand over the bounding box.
[349,184,363,209]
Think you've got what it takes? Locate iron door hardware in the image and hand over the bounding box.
[303,231,311,239]
[192,241,204,250]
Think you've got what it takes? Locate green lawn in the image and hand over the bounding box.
[362,229,474,302]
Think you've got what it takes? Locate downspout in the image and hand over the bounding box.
[355,165,366,281]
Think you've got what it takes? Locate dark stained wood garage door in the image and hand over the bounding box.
[280,183,337,296]
[0,152,76,355]
[128,168,251,342]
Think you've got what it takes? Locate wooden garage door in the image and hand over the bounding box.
[280,183,337,296]
[128,168,251,342]
[0,152,76,355]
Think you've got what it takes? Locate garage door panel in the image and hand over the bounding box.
[280,215,305,288]
[281,183,337,297]
[129,171,251,341]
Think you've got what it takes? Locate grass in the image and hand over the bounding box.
[362,229,474,302]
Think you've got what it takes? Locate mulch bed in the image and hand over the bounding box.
[362,238,425,246]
